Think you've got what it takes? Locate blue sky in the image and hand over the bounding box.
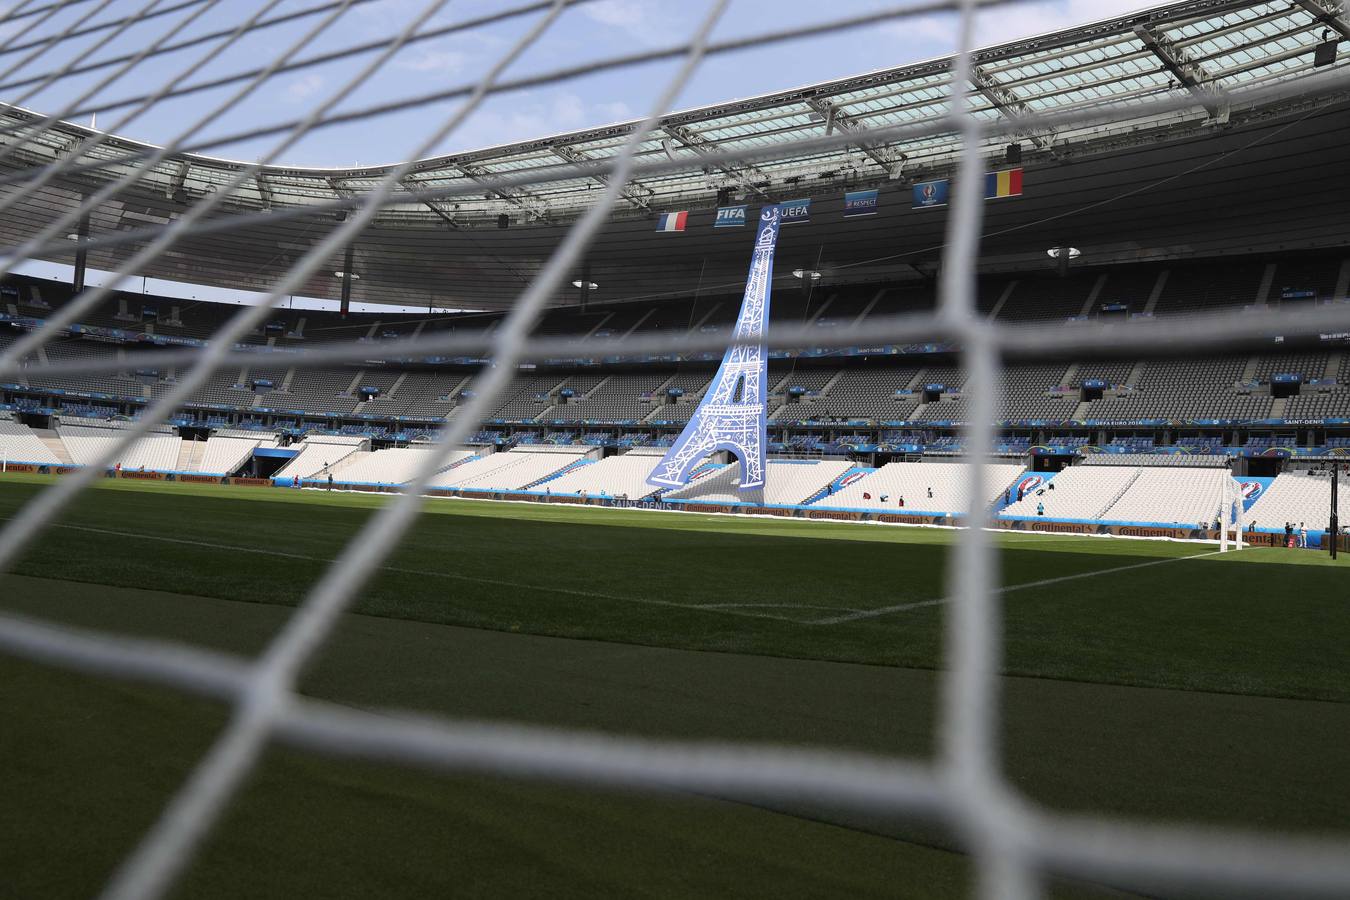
[6,0,1155,168]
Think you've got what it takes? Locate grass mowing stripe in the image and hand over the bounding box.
[812,548,1235,625]
[5,478,1347,702]
[34,521,816,624]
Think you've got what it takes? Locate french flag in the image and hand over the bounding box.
[655,210,687,232]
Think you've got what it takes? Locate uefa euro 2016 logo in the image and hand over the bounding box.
[756,206,779,248]
[1240,481,1263,500]
[921,183,937,204]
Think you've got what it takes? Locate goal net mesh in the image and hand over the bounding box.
[0,1,1346,898]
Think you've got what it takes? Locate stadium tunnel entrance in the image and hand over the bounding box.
[247,447,298,479]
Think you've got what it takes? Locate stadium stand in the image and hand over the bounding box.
[194,434,277,476]
[273,436,365,481]
[0,418,62,465]
[1105,467,1236,526]
[1246,470,1350,531]
[662,459,853,506]
[548,372,672,423]
[825,461,1024,513]
[429,448,589,491]
[1002,466,1142,520]
[540,449,671,498]
[59,422,180,471]
[1080,453,1230,467]
[1004,462,1235,525]
[328,447,475,485]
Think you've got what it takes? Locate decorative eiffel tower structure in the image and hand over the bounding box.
[647,204,781,491]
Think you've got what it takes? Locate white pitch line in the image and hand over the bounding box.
[695,603,865,612]
[811,548,1235,625]
[21,522,804,624]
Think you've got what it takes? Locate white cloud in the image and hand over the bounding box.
[398,48,468,75]
[583,0,646,28]
[881,0,1156,52]
[579,0,685,47]
[550,92,585,128]
[594,100,633,122]
[284,74,325,103]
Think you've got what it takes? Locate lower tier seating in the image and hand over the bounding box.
[826,461,1024,514]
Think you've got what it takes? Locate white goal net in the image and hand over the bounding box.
[0,1,1347,898]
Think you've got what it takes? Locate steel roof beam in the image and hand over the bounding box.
[662,123,771,199]
[1134,23,1228,121]
[967,68,1056,151]
[400,175,461,226]
[802,96,908,177]
[552,144,653,209]
[167,159,190,201]
[255,173,273,210]
[1295,0,1350,40]
[459,162,550,222]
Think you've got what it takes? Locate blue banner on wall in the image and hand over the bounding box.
[843,189,879,217]
[714,204,747,227]
[779,198,811,224]
[913,179,949,208]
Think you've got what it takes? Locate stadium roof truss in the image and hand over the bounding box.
[1,0,1347,231]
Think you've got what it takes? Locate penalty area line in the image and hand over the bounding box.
[811,547,1237,625]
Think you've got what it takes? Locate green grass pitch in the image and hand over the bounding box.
[1,473,1348,898]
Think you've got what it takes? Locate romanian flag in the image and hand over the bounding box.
[985,168,1023,199]
[655,211,688,232]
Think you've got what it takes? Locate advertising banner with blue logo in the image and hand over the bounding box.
[843,189,878,217]
[714,204,747,227]
[780,198,811,224]
[913,179,949,208]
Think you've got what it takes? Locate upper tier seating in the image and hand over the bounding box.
[547,372,670,423]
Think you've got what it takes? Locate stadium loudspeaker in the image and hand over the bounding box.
[497,214,510,229]
[716,187,733,206]
[1005,142,1023,164]
[1314,40,1338,68]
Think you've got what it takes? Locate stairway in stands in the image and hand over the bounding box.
[1095,467,1143,519]
[174,440,196,472]
[33,429,73,465]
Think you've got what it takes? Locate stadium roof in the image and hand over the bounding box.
[0,0,1348,308]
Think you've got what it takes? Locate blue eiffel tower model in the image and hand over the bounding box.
[647,204,781,492]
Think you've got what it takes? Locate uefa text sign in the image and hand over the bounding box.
[779,198,811,224]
